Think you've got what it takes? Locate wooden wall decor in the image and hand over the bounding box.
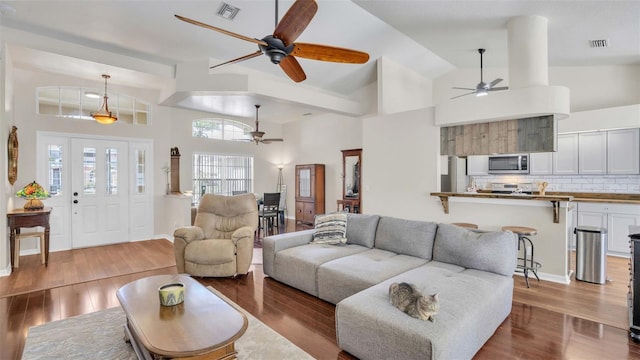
[170,147,181,194]
[440,115,556,156]
[8,126,18,185]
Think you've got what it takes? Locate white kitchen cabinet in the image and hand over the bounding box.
[607,128,640,174]
[467,155,489,175]
[578,132,607,174]
[553,133,579,175]
[529,152,553,175]
[608,212,637,254]
[577,202,640,257]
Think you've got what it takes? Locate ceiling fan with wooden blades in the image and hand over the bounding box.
[451,48,508,99]
[246,105,283,145]
[175,0,369,83]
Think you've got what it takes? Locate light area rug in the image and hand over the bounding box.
[22,286,313,360]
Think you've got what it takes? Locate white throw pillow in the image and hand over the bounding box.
[311,212,347,245]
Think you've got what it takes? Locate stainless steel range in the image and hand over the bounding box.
[490,183,536,194]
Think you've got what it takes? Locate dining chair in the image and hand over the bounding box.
[260,192,281,235]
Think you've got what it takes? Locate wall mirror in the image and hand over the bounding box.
[342,149,362,199]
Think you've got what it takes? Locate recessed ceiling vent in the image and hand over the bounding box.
[589,39,608,48]
[217,3,240,20]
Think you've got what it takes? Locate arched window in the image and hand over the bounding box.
[37,86,150,125]
[192,118,252,141]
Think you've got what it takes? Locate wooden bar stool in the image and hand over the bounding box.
[452,223,479,229]
[14,231,46,267]
[502,226,541,288]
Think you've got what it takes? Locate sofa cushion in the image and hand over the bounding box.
[317,249,428,304]
[185,239,235,265]
[345,213,380,248]
[433,223,517,276]
[312,212,347,245]
[336,262,514,360]
[272,243,368,296]
[374,217,437,260]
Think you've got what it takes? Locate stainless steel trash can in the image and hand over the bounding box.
[574,226,608,284]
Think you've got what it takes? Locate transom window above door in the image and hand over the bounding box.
[37,86,150,125]
[192,118,252,141]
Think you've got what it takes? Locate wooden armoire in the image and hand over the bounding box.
[295,164,325,224]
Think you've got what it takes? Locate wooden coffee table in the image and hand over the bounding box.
[116,274,248,360]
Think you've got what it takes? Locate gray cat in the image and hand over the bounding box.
[389,282,439,322]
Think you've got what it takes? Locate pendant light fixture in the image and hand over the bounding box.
[91,74,117,125]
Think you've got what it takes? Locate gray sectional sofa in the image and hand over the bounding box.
[262,213,518,360]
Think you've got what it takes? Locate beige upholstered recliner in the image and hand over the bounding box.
[173,193,258,277]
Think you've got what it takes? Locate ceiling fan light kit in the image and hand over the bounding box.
[176,0,369,83]
[451,48,509,99]
[91,74,118,125]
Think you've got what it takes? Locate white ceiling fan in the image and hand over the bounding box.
[247,105,284,145]
[451,48,508,99]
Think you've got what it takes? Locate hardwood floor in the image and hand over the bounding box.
[2,224,640,359]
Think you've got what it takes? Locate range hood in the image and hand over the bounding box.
[435,16,570,127]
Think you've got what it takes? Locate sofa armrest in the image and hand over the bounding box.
[262,229,314,276]
[233,226,257,275]
[433,223,518,276]
[173,226,205,274]
[231,226,255,245]
[174,226,205,243]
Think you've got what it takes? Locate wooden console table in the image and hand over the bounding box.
[7,207,52,269]
[337,199,360,213]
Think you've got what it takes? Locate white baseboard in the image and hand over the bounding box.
[152,234,174,243]
[0,264,11,277]
[514,270,570,285]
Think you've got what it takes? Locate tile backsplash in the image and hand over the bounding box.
[472,175,640,193]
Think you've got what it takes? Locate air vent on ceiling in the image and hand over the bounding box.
[217,3,240,20]
[589,39,608,48]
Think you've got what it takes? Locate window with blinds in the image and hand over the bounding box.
[192,153,254,204]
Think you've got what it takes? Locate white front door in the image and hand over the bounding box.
[70,138,129,248]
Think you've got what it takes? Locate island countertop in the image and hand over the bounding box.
[431,192,574,202]
[470,190,640,205]
[430,192,574,223]
[544,191,640,205]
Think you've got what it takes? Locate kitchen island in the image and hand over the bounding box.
[429,191,575,284]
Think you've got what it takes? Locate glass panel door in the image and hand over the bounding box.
[71,139,129,248]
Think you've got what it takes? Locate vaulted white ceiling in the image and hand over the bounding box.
[2,0,638,123]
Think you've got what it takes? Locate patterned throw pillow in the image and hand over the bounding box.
[312,212,348,245]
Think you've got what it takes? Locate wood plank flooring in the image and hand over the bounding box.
[2,224,640,359]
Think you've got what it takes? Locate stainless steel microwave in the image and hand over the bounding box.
[488,154,529,174]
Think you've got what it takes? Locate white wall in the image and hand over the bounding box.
[433,64,640,112]
[0,43,11,272]
[550,65,640,112]
[377,57,434,114]
[282,113,363,216]
[559,104,640,133]
[363,107,440,219]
